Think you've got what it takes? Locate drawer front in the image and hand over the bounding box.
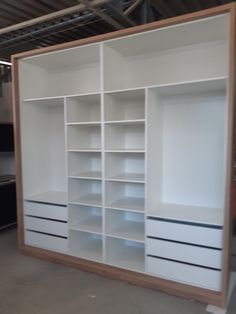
[147,256,221,291]
[146,219,222,248]
[25,230,67,252]
[147,238,222,269]
[24,216,68,237]
[24,201,68,221]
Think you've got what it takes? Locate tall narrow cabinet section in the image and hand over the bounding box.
[13,4,236,308]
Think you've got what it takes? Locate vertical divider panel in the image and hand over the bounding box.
[144,88,148,272]
[100,42,106,261]
[64,96,69,253]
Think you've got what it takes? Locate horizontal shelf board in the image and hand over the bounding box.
[106,221,145,242]
[66,122,101,126]
[70,216,102,234]
[69,171,102,180]
[25,191,67,206]
[70,193,102,207]
[106,172,145,183]
[104,119,146,125]
[65,91,101,98]
[147,203,223,226]
[105,149,145,153]
[22,95,65,102]
[103,76,227,94]
[67,149,102,152]
[105,233,145,243]
[106,197,144,212]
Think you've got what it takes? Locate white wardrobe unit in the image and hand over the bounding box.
[14,6,235,307]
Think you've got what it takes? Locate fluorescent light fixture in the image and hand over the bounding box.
[0,60,12,66]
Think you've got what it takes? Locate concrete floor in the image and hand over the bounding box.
[0,228,236,314]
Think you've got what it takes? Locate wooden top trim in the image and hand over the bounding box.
[11,2,235,62]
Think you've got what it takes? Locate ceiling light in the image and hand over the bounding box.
[0,60,12,66]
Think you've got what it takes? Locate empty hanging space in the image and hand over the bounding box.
[66,94,101,124]
[105,122,145,152]
[106,181,144,212]
[19,43,101,99]
[69,230,103,262]
[104,89,145,122]
[68,151,102,179]
[146,78,227,225]
[105,209,144,242]
[69,204,102,234]
[105,152,145,183]
[67,124,101,151]
[69,178,102,207]
[105,237,144,272]
[103,14,228,91]
[20,98,67,205]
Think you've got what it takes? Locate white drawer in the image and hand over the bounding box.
[24,201,68,221]
[25,230,67,253]
[146,218,223,248]
[24,216,68,237]
[147,238,222,269]
[147,256,221,291]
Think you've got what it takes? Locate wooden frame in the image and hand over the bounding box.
[12,3,236,308]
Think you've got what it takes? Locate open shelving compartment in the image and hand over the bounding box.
[105,181,145,212]
[105,152,145,182]
[105,236,145,272]
[20,97,67,205]
[69,229,103,261]
[66,93,101,124]
[105,121,145,152]
[104,89,145,122]
[68,178,102,207]
[69,204,102,234]
[105,208,144,242]
[19,43,101,99]
[103,14,228,92]
[146,78,227,225]
[68,151,102,179]
[67,124,101,151]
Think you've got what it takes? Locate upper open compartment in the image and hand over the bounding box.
[19,43,101,99]
[103,14,228,91]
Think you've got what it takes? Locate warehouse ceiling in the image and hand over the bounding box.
[0,0,234,60]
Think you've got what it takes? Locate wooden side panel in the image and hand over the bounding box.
[221,2,236,308]
[11,59,24,248]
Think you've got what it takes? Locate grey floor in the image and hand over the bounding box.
[0,228,236,314]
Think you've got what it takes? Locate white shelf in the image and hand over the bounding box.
[105,149,145,153]
[106,197,144,212]
[106,209,144,242]
[70,193,102,207]
[66,122,101,126]
[147,203,224,226]
[105,119,145,125]
[106,237,144,272]
[69,171,102,180]
[106,173,144,183]
[70,215,102,234]
[68,149,102,152]
[69,230,102,261]
[25,191,67,206]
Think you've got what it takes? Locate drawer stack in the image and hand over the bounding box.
[146,217,223,291]
[24,201,68,253]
